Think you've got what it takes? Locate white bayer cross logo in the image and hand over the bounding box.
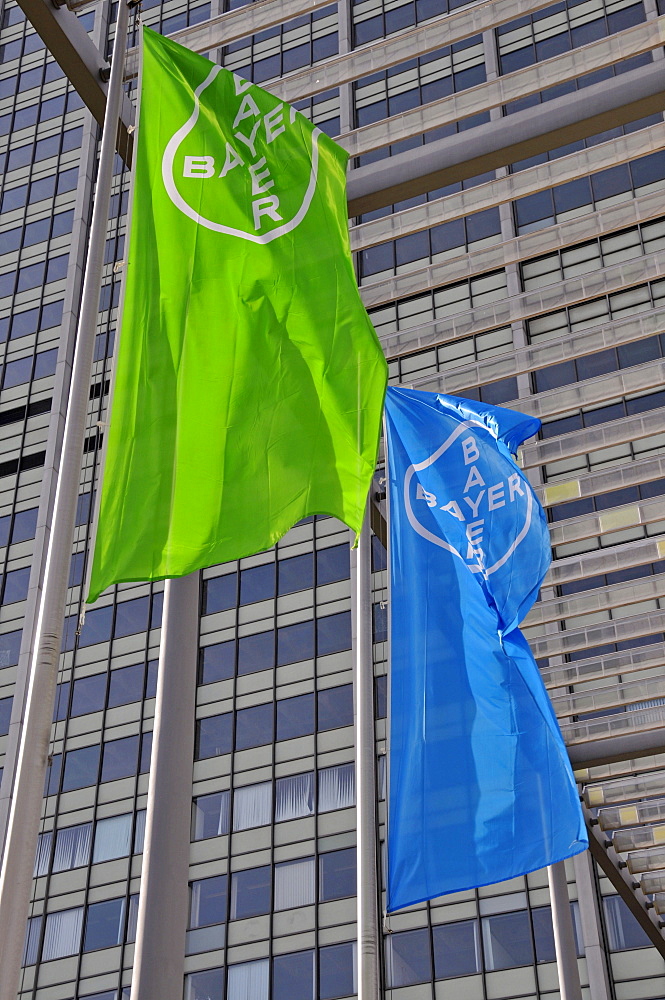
[162,70,322,244]
[404,419,534,578]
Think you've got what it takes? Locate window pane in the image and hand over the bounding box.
[0,695,12,736]
[11,507,38,542]
[482,911,534,970]
[42,907,84,960]
[278,553,313,595]
[190,875,228,927]
[205,572,237,614]
[84,897,124,951]
[101,735,139,782]
[228,960,268,1000]
[277,620,314,665]
[200,641,235,684]
[52,823,92,872]
[317,684,353,731]
[93,814,132,863]
[277,692,315,741]
[78,606,113,647]
[273,950,315,1000]
[320,942,356,1000]
[193,790,231,840]
[108,663,144,707]
[237,631,273,675]
[275,772,314,822]
[317,611,351,655]
[235,703,273,750]
[240,563,274,604]
[274,858,315,910]
[387,928,431,987]
[71,674,106,716]
[231,866,271,919]
[319,848,356,902]
[185,968,225,1000]
[316,544,350,585]
[603,895,651,950]
[433,919,481,978]
[233,782,272,831]
[62,745,100,791]
[318,763,355,812]
[196,714,233,759]
[114,596,150,637]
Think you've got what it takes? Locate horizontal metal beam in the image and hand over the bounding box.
[586,816,665,956]
[15,0,134,162]
[346,61,665,216]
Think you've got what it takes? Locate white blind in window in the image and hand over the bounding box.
[318,764,355,812]
[42,906,84,961]
[274,858,315,910]
[275,772,314,822]
[227,959,269,1000]
[93,813,132,863]
[233,782,272,831]
[53,823,92,872]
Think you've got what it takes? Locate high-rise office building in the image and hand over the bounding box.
[1,0,665,995]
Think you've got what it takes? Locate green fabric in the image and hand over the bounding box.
[88,27,387,603]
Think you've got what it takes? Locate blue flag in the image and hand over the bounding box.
[385,386,587,912]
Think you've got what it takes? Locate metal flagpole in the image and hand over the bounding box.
[548,860,584,1000]
[0,3,132,993]
[355,502,382,1000]
[130,572,200,1000]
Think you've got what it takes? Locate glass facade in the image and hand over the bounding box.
[1,0,665,996]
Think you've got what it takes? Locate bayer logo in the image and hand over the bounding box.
[403,419,535,579]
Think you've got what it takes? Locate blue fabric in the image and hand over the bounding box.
[385,386,587,913]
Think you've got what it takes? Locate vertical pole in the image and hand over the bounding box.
[355,503,381,1000]
[548,860,584,1000]
[0,4,131,994]
[131,573,199,1000]
[573,850,612,1000]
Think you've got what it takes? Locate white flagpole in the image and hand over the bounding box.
[548,860,584,1000]
[130,572,200,1000]
[355,501,382,1000]
[0,4,132,993]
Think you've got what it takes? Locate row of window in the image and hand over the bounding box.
[497,0,645,75]
[522,218,665,292]
[359,206,502,280]
[222,7,338,85]
[203,543,350,614]
[200,610,351,684]
[185,945,355,1000]
[53,659,158,722]
[549,476,665,526]
[46,731,152,795]
[192,762,356,836]
[0,87,85,140]
[514,150,665,235]
[0,125,82,187]
[188,848,356,930]
[195,680,353,758]
[61,593,164,650]
[0,251,70,304]
[352,0,456,46]
[35,809,146,876]
[0,346,56,399]
[0,297,62,344]
[24,893,137,965]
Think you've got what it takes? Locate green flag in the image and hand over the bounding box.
[88,27,387,603]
